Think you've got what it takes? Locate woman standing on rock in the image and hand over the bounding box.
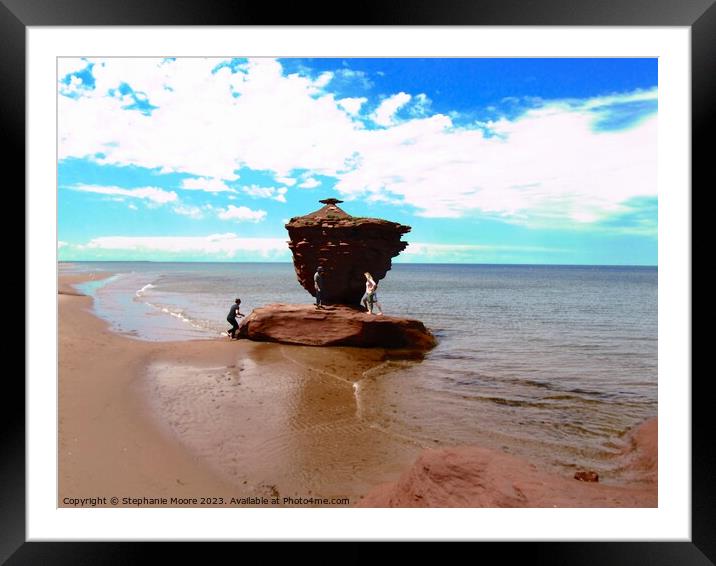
[363,272,383,315]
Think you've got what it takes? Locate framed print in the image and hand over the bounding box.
[6,0,709,562]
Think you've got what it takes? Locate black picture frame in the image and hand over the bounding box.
[6,0,708,562]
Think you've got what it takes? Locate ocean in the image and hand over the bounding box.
[60,261,657,482]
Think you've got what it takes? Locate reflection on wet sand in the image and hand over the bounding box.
[144,343,425,505]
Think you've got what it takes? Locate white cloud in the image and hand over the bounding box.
[58,58,91,79]
[58,58,656,228]
[337,97,367,116]
[59,57,360,179]
[275,176,297,186]
[173,204,205,219]
[58,241,68,249]
[128,203,138,210]
[402,242,568,256]
[409,93,432,117]
[336,68,373,89]
[242,185,288,202]
[69,184,178,205]
[80,233,288,258]
[217,205,267,222]
[336,92,657,226]
[578,88,658,110]
[181,177,236,193]
[298,178,320,189]
[371,92,412,127]
[313,71,334,88]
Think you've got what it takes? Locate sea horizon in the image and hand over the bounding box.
[59,260,658,268]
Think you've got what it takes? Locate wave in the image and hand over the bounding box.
[135,283,156,297]
[142,300,219,335]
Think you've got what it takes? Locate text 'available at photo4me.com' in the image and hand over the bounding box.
[62,495,352,507]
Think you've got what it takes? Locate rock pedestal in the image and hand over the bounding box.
[237,304,437,350]
[285,199,410,305]
[234,198,435,351]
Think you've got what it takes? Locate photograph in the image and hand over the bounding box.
[56,56,659,510]
[8,8,702,556]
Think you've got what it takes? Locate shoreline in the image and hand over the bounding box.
[59,273,237,504]
[58,272,656,507]
[59,272,422,506]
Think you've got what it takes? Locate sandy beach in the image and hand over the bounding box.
[59,272,657,508]
[59,272,423,506]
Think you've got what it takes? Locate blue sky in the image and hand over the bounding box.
[58,58,657,265]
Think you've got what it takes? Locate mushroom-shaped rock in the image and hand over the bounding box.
[285,199,410,305]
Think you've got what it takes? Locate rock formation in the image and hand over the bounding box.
[285,198,411,305]
[237,303,437,350]
[357,418,657,508]
[235,198,436,350]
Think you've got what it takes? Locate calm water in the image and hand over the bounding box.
[60,261,658,481]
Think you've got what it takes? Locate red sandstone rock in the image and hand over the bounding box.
[574,470,599,482]
[237,303,437,350]
[285,199,410,305]
[358,418,657,508]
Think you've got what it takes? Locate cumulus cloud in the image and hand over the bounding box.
[336,93,657,226]
[69,184,178,205]
[59,57,359,179]
[409,93,432,117]
[58,58,656,229]
[173,204,206,219]
[181,177,236,193]
[337,97,367,116]
[313,71,334,88]
[242,185,288,202]
[58,58,91,79]
[371,92,412,127]
[336,68,373,89]
[275,176,297,186]
[298,178,320,189]
[217,205,267,222]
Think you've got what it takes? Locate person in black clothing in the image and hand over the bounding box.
[226,298,244,339]
[314,266,325,309]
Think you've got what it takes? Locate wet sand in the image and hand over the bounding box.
[59,274,236,503]
[59,273,421,506]
[59,273,656,507]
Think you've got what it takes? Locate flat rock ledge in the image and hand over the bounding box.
[237,303,437,350]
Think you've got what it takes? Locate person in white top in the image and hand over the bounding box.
[362,272,383,315]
